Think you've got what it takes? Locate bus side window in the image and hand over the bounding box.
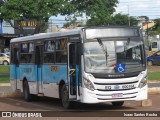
[13,48,19,64]
[44,53,55,63]
[55,38,68,63]
[44,40,55,63]
[20,42,34,64]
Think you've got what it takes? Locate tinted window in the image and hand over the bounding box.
[55,38,68,63]
[44,40,55,63]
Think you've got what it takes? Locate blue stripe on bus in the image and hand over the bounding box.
[10,64,68,83]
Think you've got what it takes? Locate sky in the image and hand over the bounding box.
[50,0,160,28]
[116,0,160,20]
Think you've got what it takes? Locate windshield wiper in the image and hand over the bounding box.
[97,38,109,64]
[124,38,130,58]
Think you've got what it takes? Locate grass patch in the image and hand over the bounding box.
[0,65,10,73]
[0,75,9,83]
[148,71,160,80]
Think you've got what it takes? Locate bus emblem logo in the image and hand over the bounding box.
[114,85,120,90]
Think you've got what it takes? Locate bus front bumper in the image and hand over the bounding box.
[80,85,148,104]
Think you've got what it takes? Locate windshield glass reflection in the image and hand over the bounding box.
[84,39,145,74]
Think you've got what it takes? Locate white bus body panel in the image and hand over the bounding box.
[80,86,147,103]
[79,70,148,103]
[43,83,59,98]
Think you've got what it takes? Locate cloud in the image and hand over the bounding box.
[116,0,160,19]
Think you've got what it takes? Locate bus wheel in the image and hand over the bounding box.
[61,84,72,109]
[147,61,153,66]
[23,81,33,101]
[112,101,124,107]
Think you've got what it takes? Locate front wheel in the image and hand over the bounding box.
[23,81,33,101]
[112,101,124,107]
[61,84,73,109]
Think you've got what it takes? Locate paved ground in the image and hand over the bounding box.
[0,94,159,119]
[0,86,13,93]
[147,66,160,72]
[0,94,159,111]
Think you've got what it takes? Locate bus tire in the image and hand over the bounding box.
[61,84,73,109]
[23,80,33,102]
[112,101,124,107]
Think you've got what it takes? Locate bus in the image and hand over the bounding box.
[10,26,147,108]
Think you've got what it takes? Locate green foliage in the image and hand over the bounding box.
[63,16,77,28]
[85,0,119,26]
[111,13,138,26]
[87,13,138,26]
[0,0,63,35]
[148,19,160,36]
[62,0,118,26]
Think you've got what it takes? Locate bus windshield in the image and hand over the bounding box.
[84,39,146,74]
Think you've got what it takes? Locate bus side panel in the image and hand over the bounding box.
[10,64,20,91]
[42,64,68,98]
[19,64,38,94]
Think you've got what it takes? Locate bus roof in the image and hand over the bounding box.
[10,26,140,43]
[10,29,81,43]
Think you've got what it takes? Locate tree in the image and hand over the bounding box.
[87,0,119,26]
[63,16,77,28]
[148,19,160,35]
[61,0,119,26]
[0,0,63,36]
[110,13,138,26]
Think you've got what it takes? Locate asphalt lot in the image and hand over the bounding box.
[0,94,159,119]
[0,94,159,112]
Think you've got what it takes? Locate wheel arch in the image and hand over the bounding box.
[59,80,66,99]
[22,77,28,90]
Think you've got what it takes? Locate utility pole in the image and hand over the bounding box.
[128,4,130,26]
[146,21,151,50]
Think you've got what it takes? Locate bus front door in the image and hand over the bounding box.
[68,43,81,99]
[35,46,43,94]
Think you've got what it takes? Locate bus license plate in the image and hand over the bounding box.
[112,93,123,98]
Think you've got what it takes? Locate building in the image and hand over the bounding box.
[0,20,18,53]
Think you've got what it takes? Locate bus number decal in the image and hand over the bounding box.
[122,84,135,89]
[105,86,111,90]
[50,66,59,72]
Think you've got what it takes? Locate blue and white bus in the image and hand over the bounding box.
[10,26,147,108]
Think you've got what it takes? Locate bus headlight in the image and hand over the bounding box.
[83,78,95,91]
[138,76,147,88]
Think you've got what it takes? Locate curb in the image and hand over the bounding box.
[148,88,160,94]
[148,80,160,83]
[0,91,23,98]
[0,83,10,86]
